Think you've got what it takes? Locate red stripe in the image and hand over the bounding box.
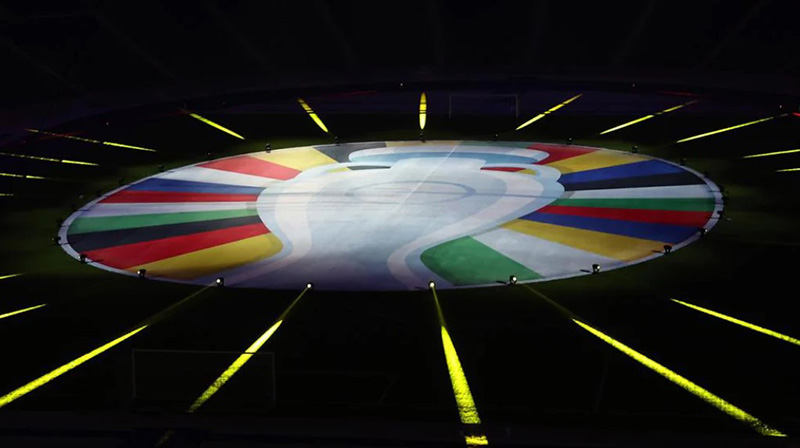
[101,190,258,203]
[528,143,597,164]
[481,166,525,172]
[199,156,300,180]
[539,205,712,227]
[85,223,269,269]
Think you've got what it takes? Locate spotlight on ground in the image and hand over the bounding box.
[428,280,436,290]
[592,264,601,274]
[137,269,147,279]
[663,244,672,255]
[79,254,87,264]
[306,282,313,290]
[509,275,517,285]
[216,277,224,287]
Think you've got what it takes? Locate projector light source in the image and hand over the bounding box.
[509,275,517,285]
[137,269,147,279]
[592,264,601,274]
[52,236,61,244]
[298,98,329,134]
[79,254,87,264]
[516,94,582,131]
[306,282,313,290]
[663,244,672,254]
[265,143,271,153]
[631,145,639,153]
[185,112,245,140]
[428,280,436,290]
[216,277,224,287]
[676,115,783,144]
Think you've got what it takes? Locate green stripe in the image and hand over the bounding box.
[68,208,258,234]
[550,197,715,212]
[421,237,541,286]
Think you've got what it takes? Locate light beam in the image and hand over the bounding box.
[186,112,245,140]
[0,273,23,281]
[516,94,582,131]
[0,304,46,321]
[675,115,784,144]
[776,167,800,173]
[742,148,800,159]
[26,129,156,152]
[573,319,785,437]
[0,172,49,180]
[671,299,800,346]
[419,92,427,130]
[600,100,697,135]
[0,151,98,166]
[298,98,329,134]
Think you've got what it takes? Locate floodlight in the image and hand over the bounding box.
[52,236,61,244]
[592,264,601,274]
[265,143,271,153]
[306,282,313,290]
[428,280,436,289]
[509,275,517,285]
[79,254,87,263]
[631,145,639,153]
[663,244,672,254]
[137,269,147,279]
[216,277,224,287]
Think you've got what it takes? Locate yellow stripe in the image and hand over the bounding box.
[676,115,780,144]
[297,98,329,134]
[671,299,800,346]
[419,92,427,130]
[573,319,785,437]
[0,304,46,320]
[0,326,147,408]
[743,149,800,159]
[131,234,282,280]
[516,94,582,131]
[252,147,338,171]
[776,167,800,173]
[503,219,665,261]
[545,150,649,174]
[187,113,245,140]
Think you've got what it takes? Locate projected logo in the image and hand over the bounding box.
[61,141,721,291]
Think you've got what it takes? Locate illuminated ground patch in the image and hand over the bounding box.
[60,141,721,290]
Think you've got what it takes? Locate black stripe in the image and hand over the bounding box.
[563,172,705,191]
[68,215,264,253]
[347,165,390,171]
[315,142,387,163]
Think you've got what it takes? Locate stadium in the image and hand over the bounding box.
[0,1,798,447]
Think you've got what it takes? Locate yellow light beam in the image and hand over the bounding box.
[0,193,12,197]
[0,304,46,321]
[0,151,98,166]
[297,98,329,134]
[26,129,157,152]
[0,273,23,281]
[743,148,800,159]
[185,112,245,140]
[573,319,785,437]
[0,325,147,408]
[0,285,211,409]
[671,299,800,346]
[187,286,310,413]
[776,167,800,173]
[675,115,784,144]
[0,172,49,180]
[599,100,697,135]
[516,94,582,131]
[419,92,427,130]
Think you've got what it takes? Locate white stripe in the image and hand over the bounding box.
[157,166,277,188]
[473,227,618,277]
[566,184,716,199]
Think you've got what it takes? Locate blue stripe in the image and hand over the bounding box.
[128,178,264,195]
[559,160,684,184]
[350,152,539,165]
[521,212,697,244]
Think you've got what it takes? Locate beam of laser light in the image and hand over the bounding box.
[516,94,582,131]
[0,325,147,408]
[675,115,783,144]
[0,151,98,166]
[26,129,157,152]
[0,273,23,281]
[743,148,800,159]
[186,112,245,140]
[0,193,12,197]
[187,287,309,413]
[671,299,800,346]
[599,100,697,135]
[776,167,800,173]
[419,92,427,130]
[572,319,785,437]
[0,172,49,180]
[297,98,329,134]
[0,304,46,321]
